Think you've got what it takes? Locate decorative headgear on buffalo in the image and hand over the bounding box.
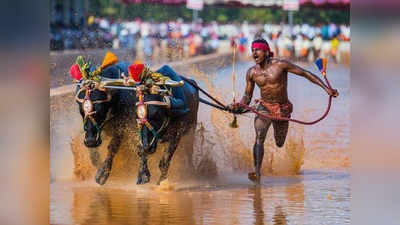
[69,51,119,82]
[70,64,82,81]
[128,62,152,83]
[251,40,274,58]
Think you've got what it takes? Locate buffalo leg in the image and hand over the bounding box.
[157,134,181,185]
[88,147,100,168]
[136,145,151,185]
[95,134,122,185]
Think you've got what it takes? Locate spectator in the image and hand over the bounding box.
[49,17,350,63]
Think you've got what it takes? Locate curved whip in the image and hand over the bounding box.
[182,61,335,126]
[233,71,334,125]
[235,96,332,125]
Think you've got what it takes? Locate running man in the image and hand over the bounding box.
[229,38,338,184]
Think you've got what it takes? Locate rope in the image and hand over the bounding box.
[234,74,335,125]
[183,70,335,126]
[199,97,228,111]
[235,97,332,125]
[199,97,229,111]
[180,76,227,108]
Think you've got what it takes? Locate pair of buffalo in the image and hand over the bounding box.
[73,59,199,185]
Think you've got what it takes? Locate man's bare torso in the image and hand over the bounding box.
[248,59,289,104]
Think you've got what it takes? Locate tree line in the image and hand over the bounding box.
[88,0,349,25]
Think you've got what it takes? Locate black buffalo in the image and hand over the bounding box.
[74,62,137,185]
[74,63,199,185]
[134,65,199,185]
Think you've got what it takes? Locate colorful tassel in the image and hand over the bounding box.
[129,63,145,82]
[100,51,119,69]
[229,115,238,128]
[69,64,82,81]
[76,56,85,68]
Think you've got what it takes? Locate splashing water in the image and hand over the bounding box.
[188,65,306,176]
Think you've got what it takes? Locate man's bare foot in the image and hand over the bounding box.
[248,172,261,184]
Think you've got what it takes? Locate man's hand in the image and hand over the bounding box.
[328,88,339,98]
[228,103,242,114]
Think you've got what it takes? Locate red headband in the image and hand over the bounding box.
[251,42,270,52]
[251,42,274,57]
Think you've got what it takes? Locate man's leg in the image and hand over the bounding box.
[249,115,272,183]
[272,121,289,147]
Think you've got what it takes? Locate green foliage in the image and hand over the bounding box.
[293,7,350,25]
[102,6,118,16]
[217,14,228,23]
[87,0,349,25]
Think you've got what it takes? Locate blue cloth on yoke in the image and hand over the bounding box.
[156,65,190,116]
[98,62,130,79]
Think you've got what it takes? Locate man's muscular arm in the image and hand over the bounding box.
[281,60,337,96]
[229,69,255,113]
[239,69,255,105]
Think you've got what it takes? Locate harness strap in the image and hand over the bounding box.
[180,76,227,108]
[136,93,171,148]
[83,107,113,137]
[141,116,170,147]
[144,121,157,137]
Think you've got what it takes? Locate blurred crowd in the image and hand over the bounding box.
[259,23,350,63]
[50,16,350,63]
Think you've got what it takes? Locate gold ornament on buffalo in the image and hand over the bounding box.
[137,104,147,119]
[83,99,93,115]
[150,85,161,95]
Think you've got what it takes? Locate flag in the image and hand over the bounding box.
[315,58,327,76]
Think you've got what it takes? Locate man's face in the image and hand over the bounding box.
[252,48,267,64]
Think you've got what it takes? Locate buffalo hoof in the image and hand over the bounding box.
[136,172,150,185]
[157,173,168,185]
[88,148,100,167]
[95,157,113,185]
